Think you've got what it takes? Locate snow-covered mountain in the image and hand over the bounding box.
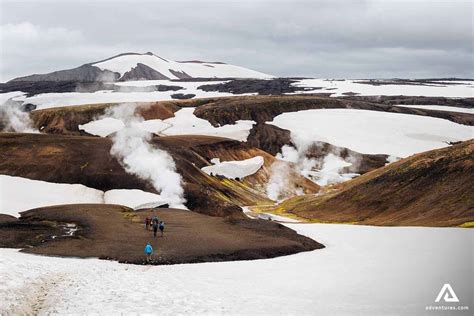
[9,52,273,82]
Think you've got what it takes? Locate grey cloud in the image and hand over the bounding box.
[0,0,472,81]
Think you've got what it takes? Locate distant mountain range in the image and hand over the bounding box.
[9,52,273,82]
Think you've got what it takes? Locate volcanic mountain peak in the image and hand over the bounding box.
[9,52,273,82]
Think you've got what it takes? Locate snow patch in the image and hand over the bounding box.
[268,109,474,157]
[201,156,264,179]
[292,79,474,98]
[10,80,256,110]
[79,107,255,141]
[79,117,124,137]
[159,108,255,141]
[395,104,474,114]
[0,175,104,217]
[0,176,184,217]
[103,189,164,209]
[136,119,171,135]
[0,91,26,104]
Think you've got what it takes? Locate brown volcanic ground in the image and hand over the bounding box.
[28,101,180,135]
[0,133,319,216]
[28,95,472,136]
[0,204,323,265]
[25,95,473,177]
[2,95,472,225]
[271,140,474,227]
[29,95,442,175]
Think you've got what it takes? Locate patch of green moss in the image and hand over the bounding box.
[306,218,359,225]
[249,204,307,222]
[214,191,232,203]
[122,212,140,222]
[351,194,365,202]
[459,221,474,228]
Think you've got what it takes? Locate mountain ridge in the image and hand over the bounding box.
[9,52,273,83]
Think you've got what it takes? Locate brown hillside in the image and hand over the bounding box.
[29,96,474,138]
[275,140,474,227]
[0,133,318,216]
[28,96,474,138]
[29,95,465,175]
[30,101,180,135]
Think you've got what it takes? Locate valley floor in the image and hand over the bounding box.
[1,223,472,315]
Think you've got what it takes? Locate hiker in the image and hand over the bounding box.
[152,220,159,238]
[159,220,165,237]
[145,217,151,230]
[144,242,153,262]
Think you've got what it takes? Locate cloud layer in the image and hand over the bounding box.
[1,0,472,81]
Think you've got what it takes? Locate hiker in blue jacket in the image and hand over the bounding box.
[159,220,165,237]
[144,242,153,262]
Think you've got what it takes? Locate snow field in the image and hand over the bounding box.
[292,79,474,98]
[0,91,25,105]
[9,80,256,110]
[0,224,471,314]
[268,109,474,157]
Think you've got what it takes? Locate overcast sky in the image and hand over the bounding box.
[0,0,472,81]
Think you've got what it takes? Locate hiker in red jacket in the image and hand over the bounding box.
[145,217,151,230]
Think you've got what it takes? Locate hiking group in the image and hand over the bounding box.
[143,215,165,263]
[145,215,165,237]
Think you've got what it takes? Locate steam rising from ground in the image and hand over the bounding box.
[266,137,360,201]
[0,99,38,133]
[107,103,186,208]
[266,161,297,201]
